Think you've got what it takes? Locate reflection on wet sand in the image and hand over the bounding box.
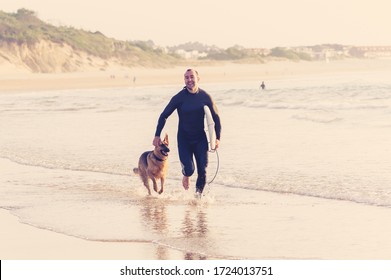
[140,198,169,259]
[140,198,168,234]
[182,208,208,260]
[139,197,210,260]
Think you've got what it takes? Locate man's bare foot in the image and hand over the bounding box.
[182,176,190,190]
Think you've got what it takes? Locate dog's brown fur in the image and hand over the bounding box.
[133,134,170,195]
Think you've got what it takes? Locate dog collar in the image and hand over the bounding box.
[153,153,165,162]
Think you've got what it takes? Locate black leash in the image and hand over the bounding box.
[207,149,219,185]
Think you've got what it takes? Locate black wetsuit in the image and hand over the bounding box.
[155,87,221,193]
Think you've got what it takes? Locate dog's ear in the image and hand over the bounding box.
[163,133,169,145]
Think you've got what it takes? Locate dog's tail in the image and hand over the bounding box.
[133,167,139,174]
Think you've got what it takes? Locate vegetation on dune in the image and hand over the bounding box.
[1,8,378,73]
[0,8,179,69]
[270,47,312,61]
[0,8,305,69]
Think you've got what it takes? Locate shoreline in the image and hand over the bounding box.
[2,152,391,260]
[1,58,391,92]
[3,188,391,260]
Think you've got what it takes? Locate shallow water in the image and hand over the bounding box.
[1,69,391,259]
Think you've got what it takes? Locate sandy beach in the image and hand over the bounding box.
[2,58,391,92]
[1,58,391,260]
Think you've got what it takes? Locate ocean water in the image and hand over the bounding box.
[1,69,391,259]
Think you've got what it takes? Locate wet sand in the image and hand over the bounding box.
[2,169,391,260]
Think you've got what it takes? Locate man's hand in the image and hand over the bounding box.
[215,139,220,149]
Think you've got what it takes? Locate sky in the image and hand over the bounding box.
[2,0,391,48]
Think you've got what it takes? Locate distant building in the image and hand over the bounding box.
[175,49,208,59]
[350,46,391,58]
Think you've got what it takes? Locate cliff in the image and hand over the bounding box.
[0,9,180,73]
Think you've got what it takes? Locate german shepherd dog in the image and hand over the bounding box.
[133,134,170,195]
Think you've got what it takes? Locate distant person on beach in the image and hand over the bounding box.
[260,81,266,90]
[153,69,222,197]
